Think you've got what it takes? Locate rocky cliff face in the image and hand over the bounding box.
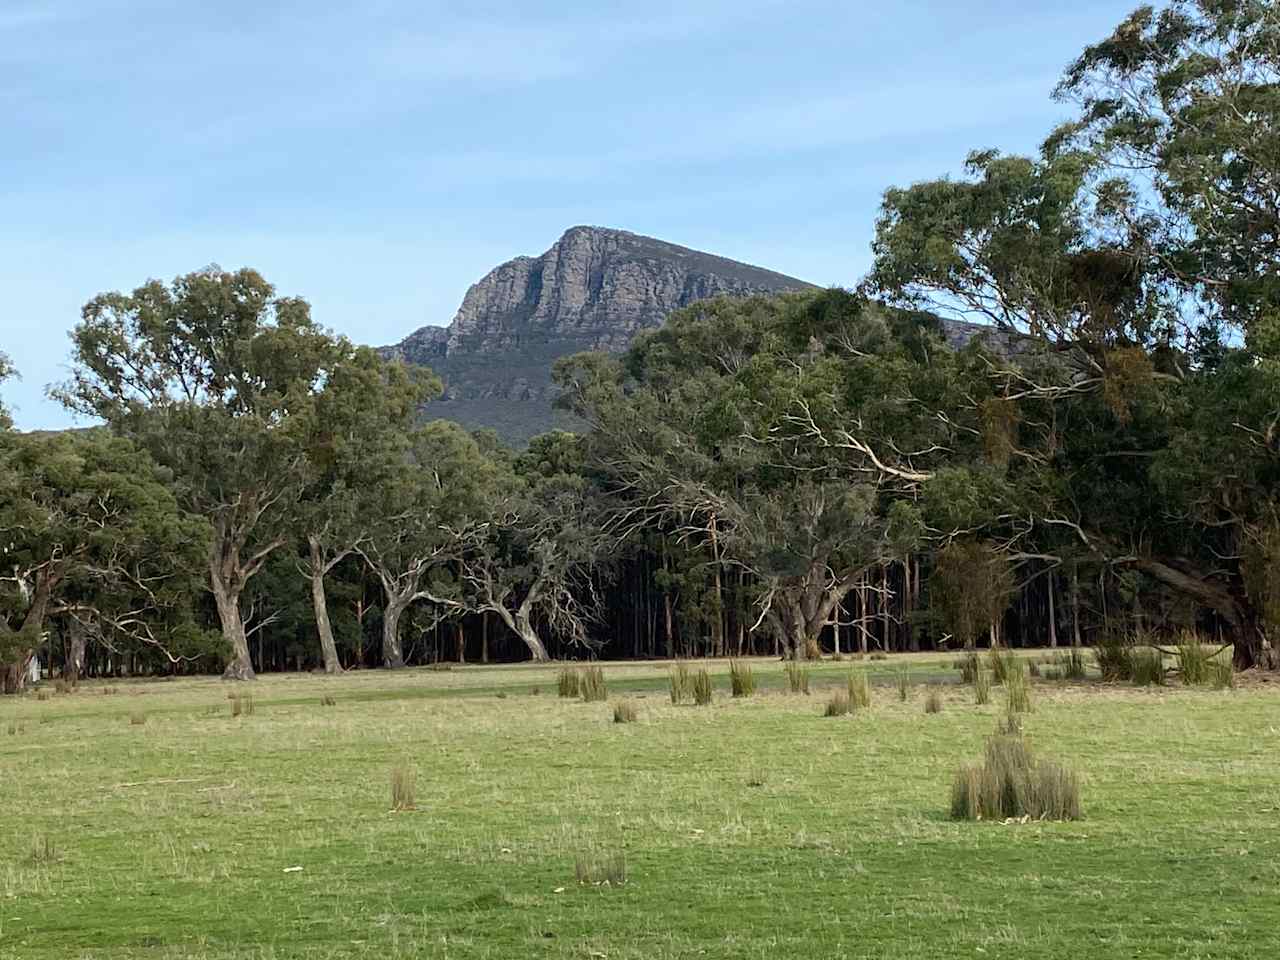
[383,226,812,442]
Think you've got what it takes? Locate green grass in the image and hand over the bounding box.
[3,655,1278,958]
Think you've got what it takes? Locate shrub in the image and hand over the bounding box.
[824,690,851,717]
[579,667,608,703]
[988,648,1018,685]
[924,688,943,714]
[320,695,336,707]
[896,665,910,702]
[1130,649,1166,687]
[1005,662,1033,714]
[557,668,581,699]
[974,661,991,705]
[784,662,810,695]
[848,669,871,710]
[1176,636,1211,686]
[729,660,756,698]
[669,662,692,704]
[613,700,639,724]
[391,765,416,812]
[692,669,713,706]
[574,850,627,886]
[1094,633,1135,681]
[1207,657,1234,690]
[128,710,147,726]
[949,726,1082,821]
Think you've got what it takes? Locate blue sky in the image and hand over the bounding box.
[1,0,1137,429]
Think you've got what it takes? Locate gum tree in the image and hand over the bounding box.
[59,267,350,680]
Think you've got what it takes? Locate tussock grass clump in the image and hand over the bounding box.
[1028,661,1042,678]
[557,668,581,699]
[896,665,910,702]
[669,662,692,704]
[823,690,851,717]
[847,669,871,710]
[390,765,416,812]
[28,836,57,866]
[1207,658,1234,689]
[1094,633,1135,681]
[1052,650,1087,681]
[1176,636,1213,686]
[102,686,118,696]
[574,850,627,886]
[784,662,810,695]
[1130,649,1166,687]
[691,668,713,706]
[949,725,1082,821]
[974,661,991,705]
[229,693,255,717]
[955,652,979,684]
[53,679,69,694]
[35,689,50,702]
[613,699,639,724]
[579,666,607,702]
[320,694,336,707]
[1005,662,1033,714]
[729,660,756,698]
[924,688,943,714]
[6,718,25,736]
[988,648,1018,685]
[128,710,147,726]
[869,651,888,661]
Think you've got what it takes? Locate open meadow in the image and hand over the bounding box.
[3,654,1279,959]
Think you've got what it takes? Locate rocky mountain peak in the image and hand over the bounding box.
[382,226,812,444]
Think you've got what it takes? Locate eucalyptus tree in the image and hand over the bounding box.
[867,0,1280,666]
[454,431,607,662]
[0,430,209,692]
[357,420,497,668]
[297,347,437,673]
[557,290,984,658]
[58,267,351,679]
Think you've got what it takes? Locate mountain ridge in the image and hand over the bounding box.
[381,226,814,443]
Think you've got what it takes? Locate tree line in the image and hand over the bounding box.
[4,1,1278,688]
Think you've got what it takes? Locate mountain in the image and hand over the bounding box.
[381,226,814,444]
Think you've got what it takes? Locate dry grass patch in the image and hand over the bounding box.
[557,668,581,699]
[390,765,416,812]
[784,662,810,695]
[128,710,147,726]
[729,660,756,698]
[823,690,851,717]
[612,699,639,724]
[579,666,608,703]
[847,668,871,710]
[924,688,943,714]
[949,723,1082,822]
[691,668,713,706]
[1005,662,1033,714]
[574,849,627,886]
[669,662,692,704]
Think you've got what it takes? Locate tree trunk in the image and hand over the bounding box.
[481,614,489,664]
[308,538,342,675]
[1070,564,1082,647]
[382,601,407,669]
[67,618,88,683]
[1047,569,1059,649]
[514,611,550,662]
[212,579,255,680]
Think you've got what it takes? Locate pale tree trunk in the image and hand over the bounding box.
[514,611,550,662]
[382,600,408,669]
[1070,565,1082,647]
[67,617,88,682]
[1047,570,1059,649]
[212,573,254,681]
[307,536,342,675]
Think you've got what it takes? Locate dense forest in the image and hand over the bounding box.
[3,1,1279,689]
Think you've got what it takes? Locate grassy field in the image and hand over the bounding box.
[3,653,1278,959]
